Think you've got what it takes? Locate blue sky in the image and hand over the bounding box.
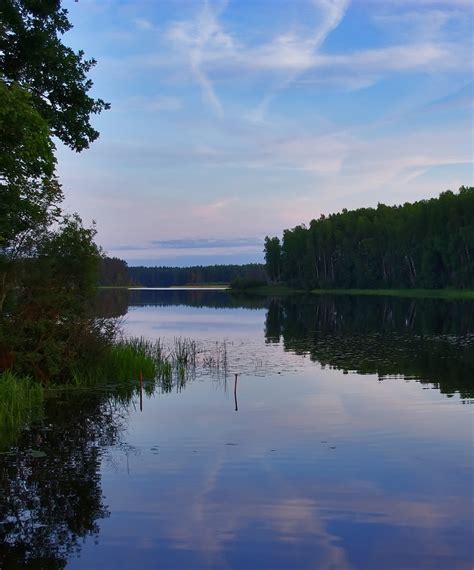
[56,0,473,266]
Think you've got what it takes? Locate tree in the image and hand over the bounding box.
[0,0,110,151]
[0,81,62,311]
[266,189,474,290]
[0,1,112,380]
[264,236,281,283]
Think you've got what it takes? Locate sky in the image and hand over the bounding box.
[56,0,474,267]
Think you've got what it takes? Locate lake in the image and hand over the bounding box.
[1,289,473,569]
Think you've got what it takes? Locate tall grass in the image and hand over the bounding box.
[0,336,235,451]
[70,337,162,386]
[171,337,197,385]
[0,372,44,450]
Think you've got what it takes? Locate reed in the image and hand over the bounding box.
[202,340,228,375]
[0,371,44,449]
[70,337,162,386]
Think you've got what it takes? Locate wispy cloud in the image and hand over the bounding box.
[108,236,265,266]
[132,17,155,31]
[165,0,349,118]
[157,0,469,117]
[151,237,263,249]
[167,0,233,116]
[251,0,350,120]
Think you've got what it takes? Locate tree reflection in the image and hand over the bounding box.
[0,390,128,568]
[265,295,474,399]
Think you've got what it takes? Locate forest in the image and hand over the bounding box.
[264,188,474,290]
[99,258,266,287]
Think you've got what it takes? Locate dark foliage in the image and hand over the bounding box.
[98,256,129,286]
[0,1,112,382]
[264,188,474,289]
[230,277,267,291]
[0,0,110,151]
[127,263,266,287]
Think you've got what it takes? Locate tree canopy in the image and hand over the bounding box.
[0,1,110,381]
[0,0,110,151]
[264,188,474,290]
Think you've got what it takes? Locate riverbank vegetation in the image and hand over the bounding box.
[1,1,112,385]
[264,188,474,290]
[0,335,227,449]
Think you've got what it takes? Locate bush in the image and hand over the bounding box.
[230,277,267,291]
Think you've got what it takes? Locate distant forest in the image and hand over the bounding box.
[98,258,266,287]
[264,187,474,289]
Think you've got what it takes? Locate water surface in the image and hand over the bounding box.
[1,290,473,569]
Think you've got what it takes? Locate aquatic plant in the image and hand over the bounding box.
[202,340,228,376]
[70,337,162,386]
[0,371,44,450]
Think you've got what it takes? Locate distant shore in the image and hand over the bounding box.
[98,284,474,299]
[231,286,474,299]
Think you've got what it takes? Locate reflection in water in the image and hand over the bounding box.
[1,290,472,569]
[265,295,474,399]
[234,373,239,412]
[0,391,128,568]
[95,287,269,314]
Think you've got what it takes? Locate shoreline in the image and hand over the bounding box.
[232,286,474,300]
[98,285,474,299]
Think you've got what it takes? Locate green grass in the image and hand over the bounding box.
[0,371,44,450]
[310,288,474,300]
[68,337,199,388]
[70,337,163,386]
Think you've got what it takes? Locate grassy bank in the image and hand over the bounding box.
[231,285,474,300]
[310,288,474,300]
[0,336,204,448]
[0,338,163,448]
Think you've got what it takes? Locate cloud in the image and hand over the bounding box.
[164,0,349,118]
[251,0,350,119]
[167,0,234,116]
[132,17,154,31]
[157,0,469,118]
[106,236,265,266]
[118,95,182,112]
[151,237,263,249]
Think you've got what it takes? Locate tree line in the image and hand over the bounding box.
[98,259,266,287]
[264,188,474,289]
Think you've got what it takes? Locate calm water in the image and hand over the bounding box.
[1,290,473,569]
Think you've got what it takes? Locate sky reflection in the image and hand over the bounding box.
[69,354,472,568]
